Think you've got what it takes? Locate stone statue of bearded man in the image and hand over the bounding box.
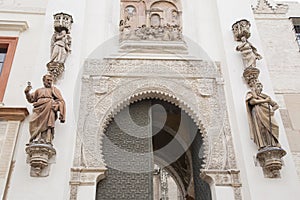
[24,74,66,145]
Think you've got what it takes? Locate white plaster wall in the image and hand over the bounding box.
[255,17,300,93]
[0,0,47,13]
[0,0,46,7]
[215,187,235,200]
[3,0,300,199]
[6,0,126,199]
[1,13,46,106]
[181,0,224,62]
[254,1,300,187]
[285,1,300,16]
[6,0,87,199]
[81,0,120,60]
[0,0,48,106]
[215,0,300,200]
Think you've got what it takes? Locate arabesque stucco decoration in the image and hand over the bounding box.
[71,56,242,199]
[233,19,286,178]
[47,12,73,80]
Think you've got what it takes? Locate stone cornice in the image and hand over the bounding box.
[0,20,29,32]
[0,107,29,121]
[0,6,46,15]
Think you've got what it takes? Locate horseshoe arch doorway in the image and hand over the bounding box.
[96,99,212,200]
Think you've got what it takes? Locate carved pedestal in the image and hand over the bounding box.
[25,143,56,177]
[256,147,287,178]
[243,67,260,86]
[46,62,64,80]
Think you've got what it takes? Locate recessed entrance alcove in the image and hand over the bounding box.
[69,1,241,199]
[96,99,212,200]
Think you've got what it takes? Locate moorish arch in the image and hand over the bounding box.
[70,55,242,199]
[70,0,241,198]
[99,89,207,138]
[96,96,211,199]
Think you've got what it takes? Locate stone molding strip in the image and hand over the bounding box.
[0,20,29,32]
[70,167,107,186]
[0,107,29,121]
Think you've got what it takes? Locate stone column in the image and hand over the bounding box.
[0,107,28,200]
[153,170,161,200]
[146,10,150,27]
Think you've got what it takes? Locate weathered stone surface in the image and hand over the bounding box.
[25,143,56,177]
[256,147,286,178]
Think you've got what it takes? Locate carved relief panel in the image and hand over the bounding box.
[120,0,182,41]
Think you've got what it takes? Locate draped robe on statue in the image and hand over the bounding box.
[246,91,280,149]
[26,86,66,142]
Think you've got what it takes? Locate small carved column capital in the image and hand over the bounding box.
[201,169,242,200]
[70,167,107,186]
[69,167,107,200]
[201,169,242,187]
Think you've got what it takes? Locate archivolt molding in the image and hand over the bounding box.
[101,89,203,133]
[75,58,238,178]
